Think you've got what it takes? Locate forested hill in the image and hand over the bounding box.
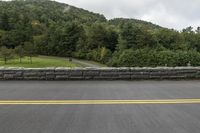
[0,0,106,25]
[1,0,200,67]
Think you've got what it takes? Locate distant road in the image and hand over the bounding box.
[0,81,200,133]
[70,58,106,67]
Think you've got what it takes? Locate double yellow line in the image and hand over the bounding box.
[0,99,200,105]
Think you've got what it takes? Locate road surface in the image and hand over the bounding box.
[0,81,200,133]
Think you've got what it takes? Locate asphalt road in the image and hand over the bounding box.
[0,81,200,133]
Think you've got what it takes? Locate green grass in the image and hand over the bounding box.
[0,56,79,68]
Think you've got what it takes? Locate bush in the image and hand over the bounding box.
[187,50,200,66]
[110,48,200,67]
[73,51,87,59]
[117,49,150,67]
[100,47,112,63]
[83,47,112,63]
[155,50,177,66]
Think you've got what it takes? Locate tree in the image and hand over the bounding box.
[15,45,24,63]
[196,27,200,34]
[105,27,118,52]
[87,23,108,49]
[57,22,83,57]
[0,30,5,47]
[135,27,157,48]
[182,30,200,51]
[0,13,10,31]
[86,23,118,52]
[0,46,14,64]
[24,42,36,64]
[100,47,112,63]
[33,34,48,55]
[182,26,193,33]
[0,31,15,48]
[118,23,137,49]
[155,29,186,50]
[74,29,88,59]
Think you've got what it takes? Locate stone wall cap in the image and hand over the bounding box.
[0,67,200,70]
[0,67,24,70]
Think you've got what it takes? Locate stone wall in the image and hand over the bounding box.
[0,67,200,80]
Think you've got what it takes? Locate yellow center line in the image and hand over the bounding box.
[0,99,200,105]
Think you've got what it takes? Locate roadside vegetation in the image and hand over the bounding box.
[1,0,200,67]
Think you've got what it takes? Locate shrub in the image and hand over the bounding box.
[110,48,200,67]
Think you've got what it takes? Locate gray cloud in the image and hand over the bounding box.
[57,0,200,30]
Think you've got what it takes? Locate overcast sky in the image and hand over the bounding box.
[56,0,200,30]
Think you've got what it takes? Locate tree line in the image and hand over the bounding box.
[1,0,200,67]
[0,43,35,64]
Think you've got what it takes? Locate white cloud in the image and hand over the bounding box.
[57,0,200,30]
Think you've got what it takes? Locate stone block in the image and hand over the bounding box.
[83,70,100,76]
[3,74,14,79]
[70,70,83,76]
[55,75,69,80]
